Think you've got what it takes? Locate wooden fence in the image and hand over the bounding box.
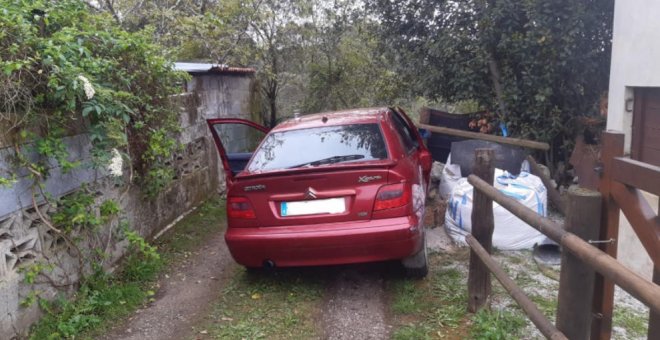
[465,134,660,339]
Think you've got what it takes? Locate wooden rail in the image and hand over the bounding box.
[466,148,567,339]
[465,142,660,339]
[468,174,660,314]
[417,123,550,151]
[611,157,660,196]
[466,235,567,340]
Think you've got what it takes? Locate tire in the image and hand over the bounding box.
[402,228,429,278]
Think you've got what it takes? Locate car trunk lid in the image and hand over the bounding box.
[229,165,392,227]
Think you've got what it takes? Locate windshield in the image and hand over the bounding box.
[247,123,389,172]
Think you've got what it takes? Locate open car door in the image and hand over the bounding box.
[206,118,269,187]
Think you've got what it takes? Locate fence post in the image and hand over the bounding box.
[650,201,660,340]
[650,265,660,339]
[468,148,495,313]
[556,187,602,339]
[592,132,624,340]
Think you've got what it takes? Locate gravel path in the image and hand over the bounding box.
[321,264,390,340]
[101,230,234,340]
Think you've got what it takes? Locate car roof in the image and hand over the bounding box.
[272,107,391,132]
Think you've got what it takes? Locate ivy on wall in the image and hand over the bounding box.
[0,0,188,194]
[0,0,188,328]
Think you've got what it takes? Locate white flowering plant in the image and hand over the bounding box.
[1,0,189,197]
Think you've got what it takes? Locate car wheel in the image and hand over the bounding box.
[402,228,429,278]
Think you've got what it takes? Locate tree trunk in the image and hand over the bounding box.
[487,53,509,119]
[269,93,277,128]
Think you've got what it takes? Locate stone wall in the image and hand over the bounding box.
[0,71,256,338]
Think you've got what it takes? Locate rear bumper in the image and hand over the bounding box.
[225,216,423,268]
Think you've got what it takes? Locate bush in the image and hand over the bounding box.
[0,0,188,193]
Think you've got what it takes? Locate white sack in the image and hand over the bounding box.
[445,169,549,250]
[438,155,462,200]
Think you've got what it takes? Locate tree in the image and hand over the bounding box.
[302,0,408,113]
[368,0,614,158]
[86,0,257,65]
[247,0,313,127]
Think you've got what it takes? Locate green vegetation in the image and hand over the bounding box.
[27,197,226,339]
[1,0,187,193]
[613,305,648,338]
[530,294,558,322]
[388,253,471,339]
[205,269,324,339]
[368,0,614,161]
[470,309,527,340]
[155,196,226,260]
[29,230,162,339]
[386,249,654,340]
[386,256,531,340]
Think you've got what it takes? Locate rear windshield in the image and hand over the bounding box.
[247,123,388,172]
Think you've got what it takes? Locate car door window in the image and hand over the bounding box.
[212,123,265,154]
[207,119,268,183]
[391,111,417,153]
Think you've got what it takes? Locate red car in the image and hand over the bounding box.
[207,107,433,277]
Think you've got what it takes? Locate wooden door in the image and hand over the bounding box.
[632,88,660,166]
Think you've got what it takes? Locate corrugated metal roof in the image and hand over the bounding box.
[174,62,256,74]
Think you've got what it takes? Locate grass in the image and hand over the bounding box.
[387,251,472,339]
[28,250,162,339]
[27,196,227,339]
[204,268,325,339]
[155,196,226,257]
[613,305,648,338]
[470,309,526,340]
[387,248,568,340]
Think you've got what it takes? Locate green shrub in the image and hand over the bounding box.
[0,0,188,193]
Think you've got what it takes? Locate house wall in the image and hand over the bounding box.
[607,0,658,280]
[0,72,255,338]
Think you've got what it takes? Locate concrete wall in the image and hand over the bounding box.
[0,71,255,338]
[607,0,658,280]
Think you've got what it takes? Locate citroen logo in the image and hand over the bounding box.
[304,188,317,199]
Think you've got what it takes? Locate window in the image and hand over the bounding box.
[213,123,266,154]
[248,124,388,172]
[391,111,417,153]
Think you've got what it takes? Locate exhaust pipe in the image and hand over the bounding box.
[263,259,276,269]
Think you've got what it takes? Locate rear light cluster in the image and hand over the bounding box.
[374,182,411,211]
[228,196,256,219]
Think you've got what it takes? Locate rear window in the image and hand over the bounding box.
[247,123,388,172]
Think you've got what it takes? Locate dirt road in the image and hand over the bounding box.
[101,215,454,340]
[101,229,235,340]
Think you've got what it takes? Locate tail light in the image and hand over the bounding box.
[374,182,411,211]
[228,196,256,219]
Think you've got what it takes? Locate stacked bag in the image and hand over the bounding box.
[444,168,550,250]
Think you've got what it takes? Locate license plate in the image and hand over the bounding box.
[281,197,345,216]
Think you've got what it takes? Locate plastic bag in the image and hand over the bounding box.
[438,154,462,200]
